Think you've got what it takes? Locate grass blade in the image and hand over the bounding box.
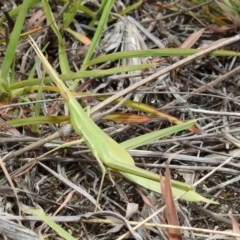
[1,0,29,81]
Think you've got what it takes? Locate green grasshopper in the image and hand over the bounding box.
[29,37,216,211]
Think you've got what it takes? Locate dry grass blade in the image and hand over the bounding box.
[0,156,21,216]
[86,217,240,239]
[0,117,21,136]
[83,211,143,240]
[0,217,39,240]
[228,210,240,240]
[53,190,75,216]
[160,151,183,240]
[3,124,71,162]
[135,187,168,237]
[38,162,97,208]
[180,28,206,49]
[34,190,76,233]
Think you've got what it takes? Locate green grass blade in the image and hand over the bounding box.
[42,0,70,74]
[96,0,109,18]
[1,0,29,81]
[10,63,155,89]
[0,0,40,26]
[0,77,11,101]
[63,27,91,45]
[79,4,96,19]
[63,0,82,28]
[84,49,240,67]
[24,208,75,240]
[119,0,143,16]
[8,116,69,127]
[120,120,196,149]
[79,0,114,72]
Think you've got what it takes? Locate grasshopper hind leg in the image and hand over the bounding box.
[94,154,106,212]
